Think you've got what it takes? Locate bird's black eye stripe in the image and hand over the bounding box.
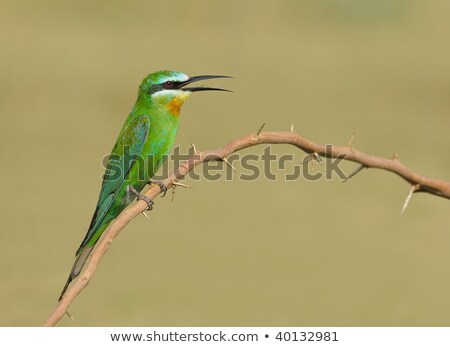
[147,80,183,94]
[163,80,175,89]
[162,80,184,90]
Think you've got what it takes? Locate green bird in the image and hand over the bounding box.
[59,70,230,301]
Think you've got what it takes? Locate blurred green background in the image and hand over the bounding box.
[1,0,449,326]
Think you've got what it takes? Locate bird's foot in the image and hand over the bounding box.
[148,180,168,198]
[128,186,154,210]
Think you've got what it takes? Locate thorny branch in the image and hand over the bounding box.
[44,128,450,326]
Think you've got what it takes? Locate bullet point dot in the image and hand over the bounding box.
[265,334,269,338]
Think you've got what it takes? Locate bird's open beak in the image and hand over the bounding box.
[179,75,232,92]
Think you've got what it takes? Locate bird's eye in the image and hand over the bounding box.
[164,81,175,89]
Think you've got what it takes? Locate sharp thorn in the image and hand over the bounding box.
[172,181,191,189]
[65,310,76,322]
[303,152,322,164]
[142,211,150,220]
[256,122,265,136]
[401,184,419,215]
[348,132,356,148]
[393,152,399,160]
[343,164,366,182]
[290,123,294,132]
[223,157,237,172]
[191,143,199,154]
[303,152,322,170]
[313,152,323,163]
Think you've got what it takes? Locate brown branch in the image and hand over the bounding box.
[43,129,450,326]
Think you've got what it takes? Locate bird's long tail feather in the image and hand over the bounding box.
[58,246,93,301]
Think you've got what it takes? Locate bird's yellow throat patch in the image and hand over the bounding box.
[166,92,191,115]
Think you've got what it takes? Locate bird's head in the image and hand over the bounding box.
[138,70,231,115]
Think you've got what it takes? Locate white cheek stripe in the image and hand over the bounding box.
[152,89,179,97]
[152,89,191,98]
[151,89,192,100]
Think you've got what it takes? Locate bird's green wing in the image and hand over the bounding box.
[76,114,150,254]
